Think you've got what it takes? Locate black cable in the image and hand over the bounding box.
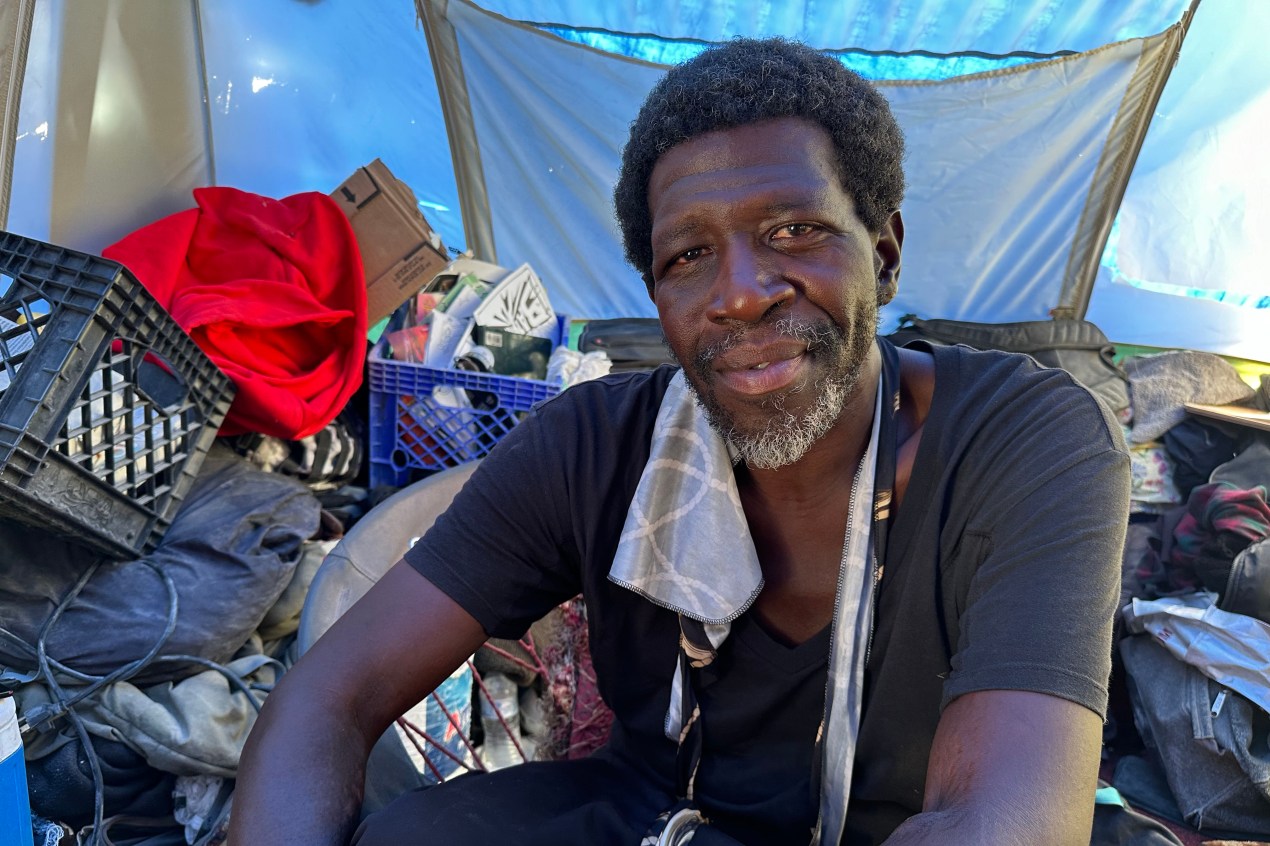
[61,707,104,846]
[9,555,283,845]
[34,559,108,845]
[31,562,180,843]
[27,560,179,726]
[148,653,277,713]
[58,564,179,714]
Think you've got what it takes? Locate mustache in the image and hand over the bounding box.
[694,316,845,371]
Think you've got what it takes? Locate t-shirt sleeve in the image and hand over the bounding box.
[940,368,1131,718]
[402,395,584,640]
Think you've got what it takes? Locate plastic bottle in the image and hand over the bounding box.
[0,695,34,846]
[454,345,496,374]
[453,346,499,411]
[478,673,522,771]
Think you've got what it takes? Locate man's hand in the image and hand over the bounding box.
[229,562,488,845]
[883,689,1103,845]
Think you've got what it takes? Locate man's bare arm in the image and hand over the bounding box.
[883,689,1103,845]
[229,561,488,845]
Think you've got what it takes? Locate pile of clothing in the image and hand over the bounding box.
[1112,349,1270,839]
[5,443,328,845]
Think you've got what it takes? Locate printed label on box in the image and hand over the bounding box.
[473,264,555,337]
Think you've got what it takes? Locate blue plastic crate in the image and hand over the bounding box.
[368,343,561,486]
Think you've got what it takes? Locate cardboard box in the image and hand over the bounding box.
[1185,402,1270,432]
[331,159,449,324]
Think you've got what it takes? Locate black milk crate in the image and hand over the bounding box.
[368,342,560,486]
[0,232,235,558]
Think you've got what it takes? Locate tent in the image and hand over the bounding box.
[2,0,1267,360]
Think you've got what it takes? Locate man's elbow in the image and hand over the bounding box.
[248,654,381,757]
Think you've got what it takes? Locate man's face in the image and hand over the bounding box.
[646,117,901,469]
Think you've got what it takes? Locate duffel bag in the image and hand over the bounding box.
[888,315,1130,416]
[578,318,675,372]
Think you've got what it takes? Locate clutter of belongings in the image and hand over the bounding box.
[1099,352,1270,838]
[2,156,1269,844]
[381,257,611,388]
[0,159,626,845]
[0,173,379,844]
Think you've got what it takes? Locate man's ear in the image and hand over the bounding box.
[875,210,904,307]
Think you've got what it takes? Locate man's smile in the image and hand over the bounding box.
[710,341,811,397]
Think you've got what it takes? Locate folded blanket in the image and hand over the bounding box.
[1125,350,1253,444]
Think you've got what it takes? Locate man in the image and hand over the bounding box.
[233,38,1129,845]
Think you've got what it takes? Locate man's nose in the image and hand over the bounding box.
[706,241,792,324]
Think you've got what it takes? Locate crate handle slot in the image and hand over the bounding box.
[0,267,24,306]
[115,339,189,411]
[430,383,500,413]
[0,309,40,394]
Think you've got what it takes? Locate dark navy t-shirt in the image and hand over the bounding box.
[405,342,1130,844]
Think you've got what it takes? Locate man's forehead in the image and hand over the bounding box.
[647,119,849,227]
[651,187,849,242]
[650,117,834,176]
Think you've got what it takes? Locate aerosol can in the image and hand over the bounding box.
[0,693,34,846]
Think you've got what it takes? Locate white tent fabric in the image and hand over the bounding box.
[879,42,1169,327]
[9,0,467,254]
[433,0,1182,325]
[477,0,1189,55]
[18,0,210,252]
[1085,0,1270,361]
[3,0,1266,360]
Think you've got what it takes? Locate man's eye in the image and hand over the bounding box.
[672,247,707,265]
[772,223,818,239]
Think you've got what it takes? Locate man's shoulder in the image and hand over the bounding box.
[919,341,1125,453]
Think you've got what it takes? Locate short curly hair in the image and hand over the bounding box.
[614,37,906,288]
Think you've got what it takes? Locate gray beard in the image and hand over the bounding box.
[723,371,852,469]
[683,308,875,470]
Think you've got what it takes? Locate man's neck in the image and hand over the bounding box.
[735,345,883,644]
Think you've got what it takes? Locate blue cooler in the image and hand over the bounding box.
[0,695,34,846]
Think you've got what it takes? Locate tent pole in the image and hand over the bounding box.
[0,0,37,230]
[190,0,217,188]
[416,0,497,263]
[1055,0,1203,321]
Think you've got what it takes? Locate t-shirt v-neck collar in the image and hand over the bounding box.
[732,612,833,675]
